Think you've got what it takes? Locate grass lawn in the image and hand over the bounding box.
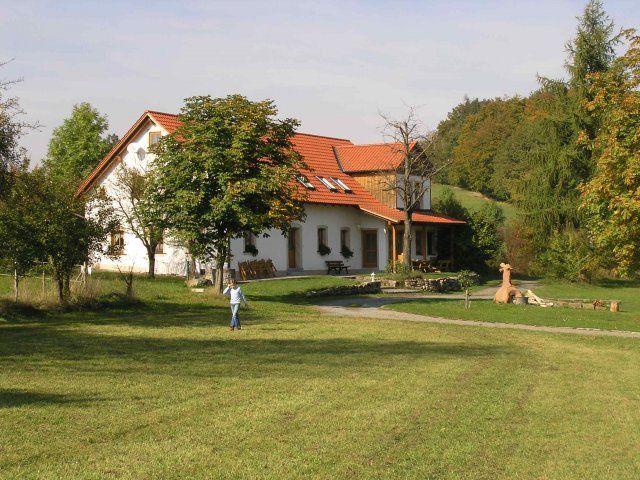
[386,277,640,332]
[386,298,640,332]
[1,275,639,479]
[431,183,519,221]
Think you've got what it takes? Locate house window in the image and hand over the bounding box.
[243,232,258,255]
[317,227,328,252]
[149,131,162,145]
[295,175,315,190]
[415,230,423,256]
[340,228,350,249]
[155,232,165,255]
[109,229,125,255]
[411,181,423,208]
[330,177,352,193]
[427,230,436,256]
[315,176,337,192]
[340,228,353,258]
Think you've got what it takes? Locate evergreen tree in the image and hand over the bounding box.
[513,0,621,271]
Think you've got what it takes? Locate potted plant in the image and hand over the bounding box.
[318,243,331,256]
[340,245,354,259]
[244,244,259,257]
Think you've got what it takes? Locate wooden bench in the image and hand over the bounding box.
[326,260,350,275]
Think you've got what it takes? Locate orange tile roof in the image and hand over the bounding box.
[335,142,416,173]
[77,111,463,225]
[147,110,181,134]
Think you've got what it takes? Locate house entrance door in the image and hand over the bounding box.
[288,228,298,269]
[362,230,378,268]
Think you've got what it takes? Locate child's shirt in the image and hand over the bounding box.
[223,286,248,305]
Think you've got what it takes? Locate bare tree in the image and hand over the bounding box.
[100,164,167,278]
[0,59,40,175]
[379,107,449,268]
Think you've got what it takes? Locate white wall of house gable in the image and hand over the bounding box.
[89,120,186,276]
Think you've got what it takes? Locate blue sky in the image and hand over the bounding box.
[2,0,639,164]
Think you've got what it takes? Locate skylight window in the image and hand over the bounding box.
[315,176,337,192]
[330,177,352,193]
[296,175,315,190]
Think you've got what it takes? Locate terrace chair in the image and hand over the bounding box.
[257,259,268,278]
[266,259,277,277]
[248,260,259,279]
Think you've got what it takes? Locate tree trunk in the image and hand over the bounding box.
[147,247,156,279]
[214,255,225,296]
[126,273,134,297]
[63,272,71,300]
[13,269,19,303]
[56,273,65,305]
[403,210,412,267]
[189,256,197,280]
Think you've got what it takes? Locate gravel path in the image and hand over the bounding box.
[313,284,640,339]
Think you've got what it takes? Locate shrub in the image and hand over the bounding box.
[340,245,354,259]
[318,244,331,256]
[541,227,601,282]
[244,244,258,257]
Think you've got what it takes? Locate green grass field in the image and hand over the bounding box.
[431,183,519,221]
[1,274,639,479]
[387,278,640,332]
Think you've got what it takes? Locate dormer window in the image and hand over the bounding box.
[316,176,337,192]
[330,177,352,193]
[296,175,315,190]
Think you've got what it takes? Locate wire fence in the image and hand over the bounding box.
[0,263,90,297]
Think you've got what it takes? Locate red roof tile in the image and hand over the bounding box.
[77,111,463,225]
[147,111,181,134]
[335,142,416,173]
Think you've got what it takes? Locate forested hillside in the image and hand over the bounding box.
[430,0,639,280]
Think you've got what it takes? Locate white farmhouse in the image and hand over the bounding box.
[76,111,464,277]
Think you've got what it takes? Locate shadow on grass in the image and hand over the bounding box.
[0,325,515,377]
[590,278,640,289]
[0,389,98,408]
[2,300,229,328]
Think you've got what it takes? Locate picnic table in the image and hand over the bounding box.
[325,260,350,275]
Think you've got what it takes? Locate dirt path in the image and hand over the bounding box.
[313,286,640,339]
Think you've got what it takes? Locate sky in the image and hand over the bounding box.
[2,0,639,165]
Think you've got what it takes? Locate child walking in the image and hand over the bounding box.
[223,279,248,331]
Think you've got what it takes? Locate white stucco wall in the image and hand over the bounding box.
[230,203,388,274]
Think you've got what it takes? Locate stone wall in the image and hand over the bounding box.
[306,281,382,298]
[403,274,480,292]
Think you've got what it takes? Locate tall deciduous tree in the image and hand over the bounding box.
[581,31,640,275]
[0,169,46,301]
[150,94,306,294]
[429,96,483,185]
[449,97,525,197]
[40,177,115,304]
[43,102,118,183]
[512,0,621,273]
